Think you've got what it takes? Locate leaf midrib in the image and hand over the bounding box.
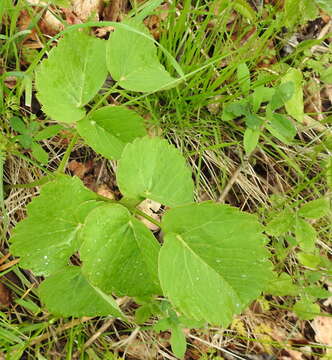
[173,233,243,304]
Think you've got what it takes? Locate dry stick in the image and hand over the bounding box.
[218,157,249,203]
[0,253,11,266]
[0,258,20,271]
[74,297,130,356]
[81,317,115,350]
[188,334,248,360]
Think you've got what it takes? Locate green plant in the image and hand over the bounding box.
[6,19,277,358]
[9,116,63,164]
[223,63,304,156]
[264,196,331,320]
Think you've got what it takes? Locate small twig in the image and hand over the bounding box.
[82,317,115,350]
[0,258,20,272]
[218,156,249,203]
[95,159,106,185]
[188,334,249,360]
[0,253,11,266]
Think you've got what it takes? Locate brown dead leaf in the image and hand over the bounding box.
[137,199,161,231]
[103,0,125,21]
[95,25,114,38]
[4,76,17,89]
[323,84,332,104]
[143,3,169,40]
[68,160,94,179]
[39,9,64,36]
[71,0,103,22]
[96,184,115,200]
[60,8,81,25]
[304,78,324,121]
[22,2,64,39]
[312,316,332,347]
[281,349,305,360]
[123,341,157,360]
[0,282,11,307]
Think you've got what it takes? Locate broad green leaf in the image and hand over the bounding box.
[245,114,263,130]
[298,198,330,219]
[264,273,298,296]
[27,122,39,135]
[10,117,26,134]
[178,316,205,329]
[226,100,249,117]
[243,128,260,155]
[107,20,176,92]
[34,125,63,141]
[16,134,33,148]
[36,31,107,123]
[39,267,123,318]
[321,66,332,84]
[297,252,321,268]
[222,100,249,121]
[300,0,319,21]
[304,286,331,299]
[31,142,48,164]
[154,317,172,332]
[295,217,316,252]
[10,175,101,276]
[117,137,194,207]
[237,63,250,95]
[284,0,318,28]
[80,204,161,297]
[293,300,320,320]
[267,113,296,144]
[265,209,295,236]
[281,68,304,122]
[251,86,275,113]
[270,82,295,111]
[135,304,154,324]
[170,325,187,359]
[77,106,147,160]
[159,203,272,326]
[314,0,332,15]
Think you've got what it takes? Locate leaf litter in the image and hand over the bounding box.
[1,0,332,359]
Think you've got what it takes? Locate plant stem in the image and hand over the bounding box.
[132,207,162,229]
[11,150,52,174]
[97,194,163,229]
[5,174,54,190]
[56,133,79,174]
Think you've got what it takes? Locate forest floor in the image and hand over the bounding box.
[0,0,332,359]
